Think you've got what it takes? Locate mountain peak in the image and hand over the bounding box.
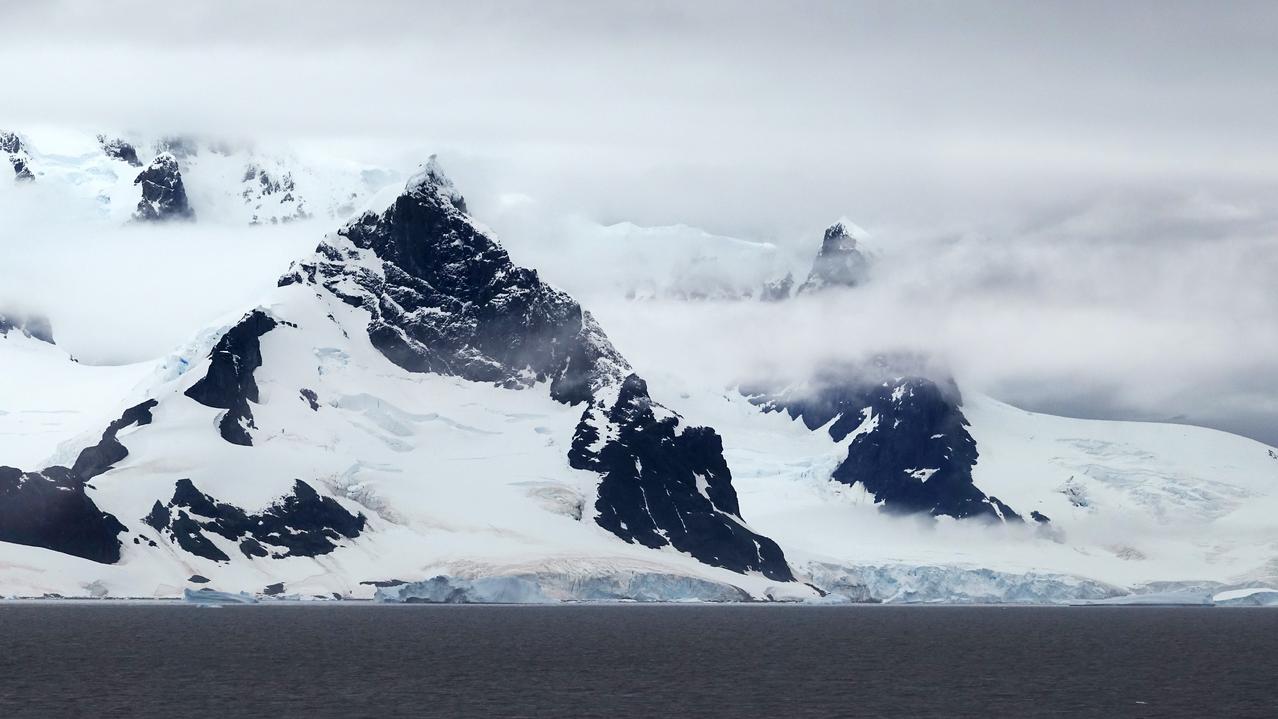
[133,153,194,222]
[823,221,853,248]
[405,154,467,213]
[798,219,870,293]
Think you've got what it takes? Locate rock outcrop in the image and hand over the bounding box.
[133,153,194,221]
[797,222,869,293]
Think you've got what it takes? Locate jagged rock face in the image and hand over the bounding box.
[133,153,194,221]
[280,158,794,579]
[242,164,308,224]
[797,223,869,293]
[281,157,629,401]
[0,312,54,344]
[571,375,794,580]
[97,135,142,167]
[184,310,278,446]
[746,361,1020,521]
[145,479,366,562]
[1,131,34,182]
[0,400,156,563]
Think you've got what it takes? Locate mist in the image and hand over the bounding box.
[1,1,1276,445]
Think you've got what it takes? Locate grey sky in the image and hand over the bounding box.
[3,0,1277,445]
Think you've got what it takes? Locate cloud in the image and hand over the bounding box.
[1,1,1275,445]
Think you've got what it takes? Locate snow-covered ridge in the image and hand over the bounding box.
[0,127,398,226]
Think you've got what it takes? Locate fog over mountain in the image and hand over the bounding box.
[2,0,1277,445]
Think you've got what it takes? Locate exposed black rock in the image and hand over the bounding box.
[0,465,127,563]
[571,375,794,581]
[746,358,1020,521]
[184,310,278,446]
[797,222,869,293]
[0,399,162,563]
[133,153,194,221]
[70,399,158,481]
[759,272,794,302]
[188,574,210,583]
[299,388,320,411]
[1,131,34,182]
[279,156,794,580]
[144,479,366,562]
[0,311,54,344]
[263,582,285,596]
[97,135,142,166]
[1031,511,1051,523]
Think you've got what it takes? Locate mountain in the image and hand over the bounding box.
[2,137,1275,604]
[0,157,799,601]
[796,221,870,293]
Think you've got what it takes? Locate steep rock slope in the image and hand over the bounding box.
[745,360,1020,521]
[133,153,194,221]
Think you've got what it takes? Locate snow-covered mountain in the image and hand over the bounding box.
[1,132,1276,604]
[0,156,802,601]
[0,128,395,226]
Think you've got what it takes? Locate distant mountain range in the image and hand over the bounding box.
[1,129,1275,604]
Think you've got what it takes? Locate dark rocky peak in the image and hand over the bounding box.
[283,155,630,400]
[405,154,467,214]
[0,311,54,344]
[745,356,1020,522]
[797,221,870,293]
[1,131,34,182]
[97,134,142,166]
[279,156,794,580]
[133,153,194,221]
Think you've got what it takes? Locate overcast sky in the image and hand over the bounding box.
[3,0,1277,444]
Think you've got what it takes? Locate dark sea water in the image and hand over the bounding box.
[0,604,1275,718]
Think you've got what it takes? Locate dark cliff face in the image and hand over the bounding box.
[98,135,142,167]
[570,375,794,580]
[746,359,1020,522]
[133,153,194,221]
[281,157,795,580]
[0,400,157,564]
[797,223,869,293]
[183,310,279,446]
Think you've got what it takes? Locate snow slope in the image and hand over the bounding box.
[640,380,1278,601]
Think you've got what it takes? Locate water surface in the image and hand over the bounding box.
[0,604,1274,718]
